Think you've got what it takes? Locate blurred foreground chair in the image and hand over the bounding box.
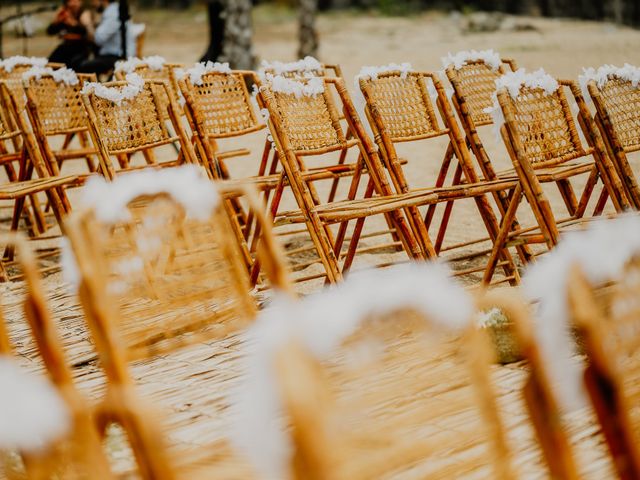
[482,69,628,284]
[64,166,291,477]
[0,234,113,479]
[582,64,640,210]
[569,258,640,478]
[233,263,517,479]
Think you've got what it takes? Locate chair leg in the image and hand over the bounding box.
[483,185,523,285]
[434,162,463,254]
[555,179,578,217]
[424,142,455,229]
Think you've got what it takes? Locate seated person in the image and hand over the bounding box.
[78,0,135,75]
[47,0,93,70]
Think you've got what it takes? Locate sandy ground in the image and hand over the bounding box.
[0,7,638,478]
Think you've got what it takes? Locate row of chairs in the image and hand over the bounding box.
[1,198,640,478]
[1,52,638,289]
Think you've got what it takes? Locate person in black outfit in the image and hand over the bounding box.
[47,0,93,70]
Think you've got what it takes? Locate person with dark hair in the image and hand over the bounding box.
[77,0,135,75]
[47,0,93,70]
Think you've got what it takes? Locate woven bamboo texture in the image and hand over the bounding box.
[23,73,99,176]
[114,63,184,121]
[179,71,262,138]
[82,79,195,179]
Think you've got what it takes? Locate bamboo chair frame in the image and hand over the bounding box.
[0,82,78,278]
[482,81,629,284]
[81,79,196,179]
[0,233,113,480]
[65,183,292,479]
[23,72,100,178]
[586,77,640,210]
[568,262,640,479]
[275,307,516,479]
[358,70,520,283]
[257,75,460,284]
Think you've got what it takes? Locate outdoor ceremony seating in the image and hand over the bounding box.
[257,74,444,284]
[234,263,517,479]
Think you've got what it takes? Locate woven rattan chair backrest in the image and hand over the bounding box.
[83,80,177,154]
[588,77,640,153]
[260,79,348,154]
[23,74,94,135]
[446,60,514,126]
[359,71,445,142]
[498,86,585,168]
[68,191,258,368]
[115,63,182,119]
[179,71,263,138]
[277,310,514,479]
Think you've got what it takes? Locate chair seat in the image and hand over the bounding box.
[492,160,594,183]
[276,177,517,225]
[0,175,79,199]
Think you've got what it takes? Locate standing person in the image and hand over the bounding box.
[47,0,93,70]
[78,0,135,75]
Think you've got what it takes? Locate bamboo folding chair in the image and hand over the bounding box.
[254,265,517,479]
[0,234,113,480]
[568,260,640,479]
[357,69,519,282]
[81,77,195,179]
[22,69,100,177]
[444,54,537,263]
[0,82,78,278]
[179,68,364,278]
[64,170,291,477]
[482,74,628,284]
[584,67,640,210]
[256,75,465,284]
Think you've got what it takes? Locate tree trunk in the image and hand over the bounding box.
[298,0,319,59]
[221,0,255,70]
[200,0,226,62]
